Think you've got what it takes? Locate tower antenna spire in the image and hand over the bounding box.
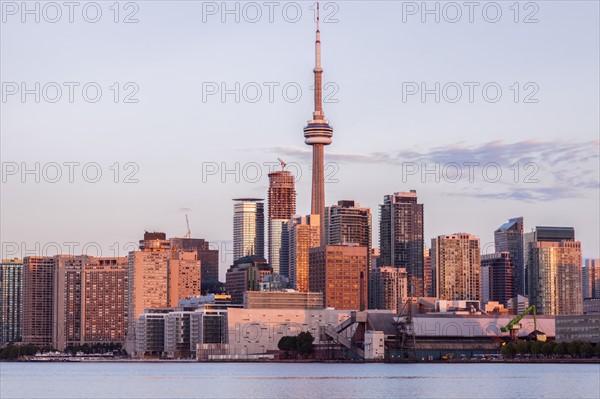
[313,2,323,120]
[304,1,333,243]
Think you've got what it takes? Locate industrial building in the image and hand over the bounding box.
[555,315,600,343]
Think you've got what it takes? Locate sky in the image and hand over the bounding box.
[1,1,599,280]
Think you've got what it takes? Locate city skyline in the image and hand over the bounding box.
[1,2,599,282]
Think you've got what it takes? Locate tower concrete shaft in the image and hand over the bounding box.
[304,2,333,243]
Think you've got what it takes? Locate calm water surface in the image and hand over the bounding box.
[1,362,599,398]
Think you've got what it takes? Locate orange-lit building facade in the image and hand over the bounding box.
[128,232,201,337]
[309,245,368,310]
[288,214,320,292]
[22,256,54,346]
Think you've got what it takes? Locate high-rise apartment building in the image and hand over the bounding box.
[431,233,481,301]
[22,254,129,350]
[324,200,372,271]
[267,169,296,277]
[225,256,272,305]
[232,199,265,261]
[53,255,129,350]
[494,217,524,296]
[288,214,321,292]
[81,257,128,344]
[171,237,219,290]
[369,266,408,312]
[1,259,23,345]
[128,232,201,339]
[22,256,54,346]
[379,191,425,296]
[53,255,88,350]
[309,245,368,310]
[528,227,582,315]
[583,259,600,299]
[423,247,433,297]
[481,252,513,307]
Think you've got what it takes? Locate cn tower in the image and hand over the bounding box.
[304,2,333,243]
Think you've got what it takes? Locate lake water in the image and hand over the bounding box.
[1,362,599,398]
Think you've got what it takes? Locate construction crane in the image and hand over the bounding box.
[184,214,191,238]
[501,305,546,342]
[277,158,286,171]
[391,298,417,362]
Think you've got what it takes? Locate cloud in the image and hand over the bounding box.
[263,140,599,202]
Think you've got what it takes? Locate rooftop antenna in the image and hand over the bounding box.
[184,214,191,238]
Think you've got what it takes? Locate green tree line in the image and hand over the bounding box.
[501,340,600,358]
[0,344,55,360]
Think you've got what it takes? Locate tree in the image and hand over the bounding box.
[553,343,565,356]
[501,343,516,358]
[515,341,528,355]
[580,343,593,358]
[277,336,297,357]
[567,341,580,357]
[296,331,314,355]
[531,341,543,356]
[541,342,555,357]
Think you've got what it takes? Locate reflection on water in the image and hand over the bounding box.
[1,363,599,399]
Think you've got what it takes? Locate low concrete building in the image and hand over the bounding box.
[364,330,385,360]
[555,315,600,343]
[227,308,351,356]
[583,298,600,315]
[244,290,323,309]
[135,305,228,359]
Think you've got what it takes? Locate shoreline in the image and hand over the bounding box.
[3,358,599,364]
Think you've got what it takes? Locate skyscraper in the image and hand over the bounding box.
[324,200,372,269]
[527,226,582,315]
[303,3,333,243]
[481,252,514,307]
[232,198,265,261]
[225,256,271,305]
[128,232,201,340]
[267,169,296,277]
[1,259,23,345]
[309,244,368,310]
[53,255,88,350]
[583,259,600,299]
[432,233,481,301]
[529,241,583,315]
[369,266,408,312]
[54,255,129,350]
[22,255,129,350]
[171,237,220,292]
[494,217,524,296]
[22,256,54,346]
[423,247,433,297]
[81,257,128,345]
[379,191,425,296]
[288,214,321,292]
